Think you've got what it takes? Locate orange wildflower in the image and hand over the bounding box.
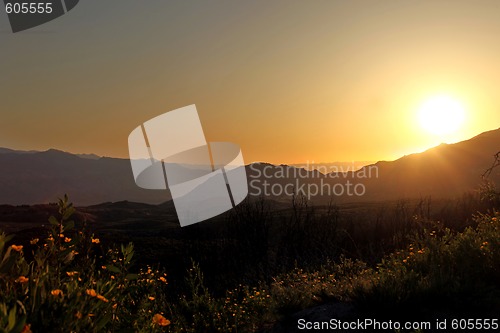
[152,314,170,326]
[86,289,97,297]
[51,289,64,297]
[11,245,23,252]
[97,294,109,302]
[16,276,29,283]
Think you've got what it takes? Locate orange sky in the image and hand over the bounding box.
[1,1,499,164]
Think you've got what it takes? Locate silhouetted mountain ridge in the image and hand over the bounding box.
[0,128,498,205]
[0,149,171,205]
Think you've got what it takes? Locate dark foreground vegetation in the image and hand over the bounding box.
[0,180,499,332]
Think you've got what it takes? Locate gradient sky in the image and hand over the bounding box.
[1,0,500,164]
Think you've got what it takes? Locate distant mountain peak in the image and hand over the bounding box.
[0,147,103,160]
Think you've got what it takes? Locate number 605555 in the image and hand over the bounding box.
[5,2,53,14]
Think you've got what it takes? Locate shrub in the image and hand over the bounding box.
[351,211,500,318]
[0,196,171,333]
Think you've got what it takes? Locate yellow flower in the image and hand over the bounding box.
[159,276,167,283]
[152,314,170,326]
[11,245,23,252]
[51,289,64,297]
[30,238,39,245]
[86,289,97,297]
[66,271,78,277]
[16,276,29,283]
[91,238,100,244]
[59,233,64,238]
[64,237,72,243]
[148,296,155,301]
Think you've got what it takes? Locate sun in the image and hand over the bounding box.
[417,95,466,136]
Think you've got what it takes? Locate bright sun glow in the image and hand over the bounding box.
[418,95,466,136]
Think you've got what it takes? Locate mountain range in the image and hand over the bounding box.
[0,128,498,206]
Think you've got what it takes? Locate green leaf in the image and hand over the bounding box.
[7,306,16,331]
[63,207,75,220]
[125,251,134,265]
[3,234,14,243]
[49,216,59,226]
[106,265,121,273]
[0,255,17,274]
[65,220,75,232]
[125,273,139,281]
[11,315,26,333]
[62,251,75,264]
